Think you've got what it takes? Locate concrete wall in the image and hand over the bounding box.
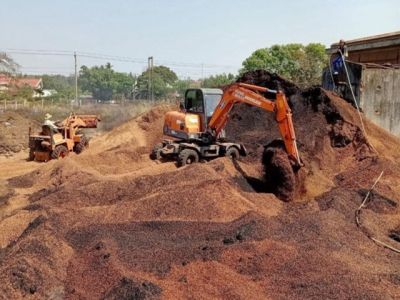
[360,69,400,137]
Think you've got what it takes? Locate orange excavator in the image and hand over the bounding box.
[151,82,303,168]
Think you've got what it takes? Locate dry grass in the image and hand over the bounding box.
[6,100,176,132]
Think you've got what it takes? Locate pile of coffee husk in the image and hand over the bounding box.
[1,71,400,299]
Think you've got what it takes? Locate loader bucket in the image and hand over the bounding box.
[63,115,101,128]
[78,115,101,128]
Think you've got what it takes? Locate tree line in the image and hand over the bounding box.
[0,43,327,101]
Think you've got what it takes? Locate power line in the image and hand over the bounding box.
[1,48,241,78]
[22,67,74,70]
[0,48,73,53]
[1,48,241,69]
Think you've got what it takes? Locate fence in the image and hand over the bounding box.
[2,98,76,110]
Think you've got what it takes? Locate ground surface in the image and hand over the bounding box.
[1,71,400,299]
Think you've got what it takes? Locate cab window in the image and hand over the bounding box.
[185,90,204,113]
[204,94,222,117]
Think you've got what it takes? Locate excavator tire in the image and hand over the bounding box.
[74,135,89,154]
[177,148,199,167]
[262,145,296,202]
[150,142,164,160]
[225,147,239,159]
[51,145,69,160]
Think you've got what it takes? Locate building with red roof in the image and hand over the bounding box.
[0,74,43,97]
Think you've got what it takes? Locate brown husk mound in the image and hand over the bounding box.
[0,110,42,155]
[1,71,400,299]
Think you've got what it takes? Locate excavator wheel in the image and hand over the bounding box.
[51,145,69,160]
[225,147,239,159]
[150,142,164,160]
[74,136,89,154]
[262,145,296,202]
[177,148,199,167]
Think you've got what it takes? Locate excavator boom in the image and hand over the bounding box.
[208,83,302,166]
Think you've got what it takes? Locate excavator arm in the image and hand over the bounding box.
[208,83,303,167]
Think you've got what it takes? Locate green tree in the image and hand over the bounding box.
[136,66,178,100]
[295,43,329,87]
[57,86,78,100]
[173,78,194,97]
[17,84,34,101]
[42,74,74,91]
[201,73,236,88]
[240,43,327,87]
[0,52,20,74]
[78,63,134,100]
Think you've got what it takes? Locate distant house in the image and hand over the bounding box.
[0,74,43,97]
[0,74,9,91]
[42,89,57,97]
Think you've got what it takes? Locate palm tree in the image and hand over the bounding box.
[0,52,20,74]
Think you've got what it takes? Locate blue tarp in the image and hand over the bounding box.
[332,56,345,73]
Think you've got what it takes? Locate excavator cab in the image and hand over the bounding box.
[184,88,223,131]
[163,88,223,140]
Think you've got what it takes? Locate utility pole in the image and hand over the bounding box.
[151,58,154,103]
[148,56,153,103]
[132,73,136,101]
[74,52,78,106]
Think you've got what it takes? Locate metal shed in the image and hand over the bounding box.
[322,32,400,137]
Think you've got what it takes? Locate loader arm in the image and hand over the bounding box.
[208,83,302,166]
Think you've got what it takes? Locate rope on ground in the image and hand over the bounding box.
[371,237,400,254]
[355,170,384,226]
[355,171,400,254]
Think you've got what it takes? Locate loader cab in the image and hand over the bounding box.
[184,88,223,131]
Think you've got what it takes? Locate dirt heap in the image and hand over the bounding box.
[1,72,400,299]
[0,110,41,155]
[71,104,178,175]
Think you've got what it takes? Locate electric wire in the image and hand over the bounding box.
[1,48,241,72]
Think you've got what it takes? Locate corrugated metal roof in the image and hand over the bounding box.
[331,31,400,47]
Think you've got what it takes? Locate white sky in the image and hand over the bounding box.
[1,0,399,79]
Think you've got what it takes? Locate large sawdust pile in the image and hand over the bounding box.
[70,104,178,175]
[0,110,41,155]
[1,71,400,299]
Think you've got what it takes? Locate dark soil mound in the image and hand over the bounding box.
[226,70,373,163]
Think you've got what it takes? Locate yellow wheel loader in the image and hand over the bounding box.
[28,112,101,162]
